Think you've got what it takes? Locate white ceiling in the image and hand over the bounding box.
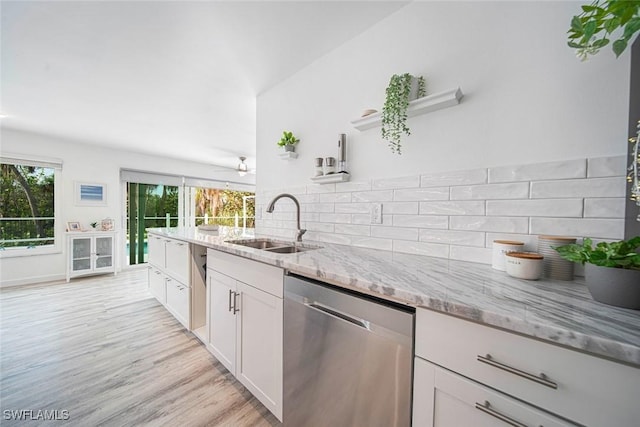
[1,1,406,172]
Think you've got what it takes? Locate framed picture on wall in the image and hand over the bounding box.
[75,182,107,206]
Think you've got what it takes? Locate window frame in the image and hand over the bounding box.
[0,154,63,258]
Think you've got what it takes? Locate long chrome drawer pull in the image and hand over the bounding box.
[475,400,528,427]
[306,302,369,329]
[233,292,239,314]
[477,354,558,390]
[228,289,233,312]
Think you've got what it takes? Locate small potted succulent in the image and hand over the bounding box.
[555,237,640,309]
[277,131,300,152]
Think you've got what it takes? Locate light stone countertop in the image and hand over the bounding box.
[150,227,640,367]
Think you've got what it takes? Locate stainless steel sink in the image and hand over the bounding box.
[264,246,311,254]
[226,238,321,254]
[227,238,285,249]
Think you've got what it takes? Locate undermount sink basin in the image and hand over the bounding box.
[227,238,284,250]
[226,238,321,254]
[264,246,311,254]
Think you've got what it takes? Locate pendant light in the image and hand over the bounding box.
[237,156,248,176]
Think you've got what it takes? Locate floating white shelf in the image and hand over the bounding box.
[310,173,350,184]
[350,87,464,131]
[279,152,298,160]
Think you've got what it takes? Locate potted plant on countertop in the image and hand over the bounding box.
[277,131,300,152]
[381,73,426,155]
[554,237,640,309]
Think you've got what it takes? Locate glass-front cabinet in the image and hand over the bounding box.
[67,231,117,282]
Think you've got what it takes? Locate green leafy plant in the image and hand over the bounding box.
[554,237,640,270]
[277,131,300,147]
[381,73,426,155]
[90,222,98,229]
[568,0,640,61]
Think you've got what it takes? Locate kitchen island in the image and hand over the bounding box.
[150,226,639,366]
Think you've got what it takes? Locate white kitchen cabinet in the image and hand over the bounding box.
[414,358,571,427]
[66,231,117,282]
[413,308,640,427]
[148,266,166,305]
[147,233,192,330]
[207,248,284,422]
[166,277,190,328]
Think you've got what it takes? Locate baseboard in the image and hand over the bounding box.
[0,274,66,289]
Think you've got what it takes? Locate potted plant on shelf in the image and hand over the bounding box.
[277,131,300,152]
[554,237,640,309]
[381,73,426,155]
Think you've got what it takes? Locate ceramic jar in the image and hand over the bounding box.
[505,252,544,280]
[492,240,525,271]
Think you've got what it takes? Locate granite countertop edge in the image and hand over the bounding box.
[149,228,640,367]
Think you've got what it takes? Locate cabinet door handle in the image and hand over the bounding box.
[228,289,233,312]
[475,400,528,427]
[477,354,557,390]
[233,291,239,314]
[155,271,161,275]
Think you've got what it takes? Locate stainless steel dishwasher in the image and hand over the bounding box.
[284,274,414,427]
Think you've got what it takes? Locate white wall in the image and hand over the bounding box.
[0,127,254,286]
[256,1,631,190]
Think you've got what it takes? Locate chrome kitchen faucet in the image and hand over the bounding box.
[266,193,306,242]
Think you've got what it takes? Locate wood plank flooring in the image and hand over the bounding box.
[0,270,281,427]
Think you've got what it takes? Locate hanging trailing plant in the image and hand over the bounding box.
[381,73,426,155]
[567,0,640,61]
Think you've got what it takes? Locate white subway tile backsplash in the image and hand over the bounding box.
[319,213,351,223]
[449,245,492,264]
[392,240,449,258]
[335,203,371,214]
[335,181,372,192]
[372,175,420,189]
[450,216,529,233]
[419,229,485,247]
[488,159,586,183]
[587,155,627,178]
[307,183,335,194]
[530,177,626,198]
[351,190,394,202]
[258,156,630,263]
[530,218,624,239]
[393,215,448,229]
[319,192,351,203]
[486,199,583,217]
[421,168,487,188]
[371,226,419,241]
[334,224,371,236]
[352,214,392,226]
[451,182,529,200]
[584,198,626,218]
[383,202,419,215]
[394,187,449,201]
[419,201,485,215]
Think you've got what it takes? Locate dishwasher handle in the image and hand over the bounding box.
[305,301,370,330]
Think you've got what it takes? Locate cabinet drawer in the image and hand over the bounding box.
[165,239,190,283]
[207,249,283,298]
[148,267,166,305]
[414,358,571,427]
[416,308,640,426]
[148,234,165,268]
[166,279,190,329]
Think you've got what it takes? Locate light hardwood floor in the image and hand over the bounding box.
[0,269,281,426]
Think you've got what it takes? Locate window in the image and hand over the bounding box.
[0,156,61,256]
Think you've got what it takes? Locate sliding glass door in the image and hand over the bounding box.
[126,183,179,265]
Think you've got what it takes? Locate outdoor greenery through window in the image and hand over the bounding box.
[0,163,56,250]
[195,188,255,228]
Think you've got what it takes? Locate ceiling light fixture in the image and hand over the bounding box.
[237,156,248,176]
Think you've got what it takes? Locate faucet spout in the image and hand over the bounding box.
[265,193,306,242]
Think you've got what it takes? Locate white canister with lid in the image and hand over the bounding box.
[505,252,544,280]
[492,240,525,271]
